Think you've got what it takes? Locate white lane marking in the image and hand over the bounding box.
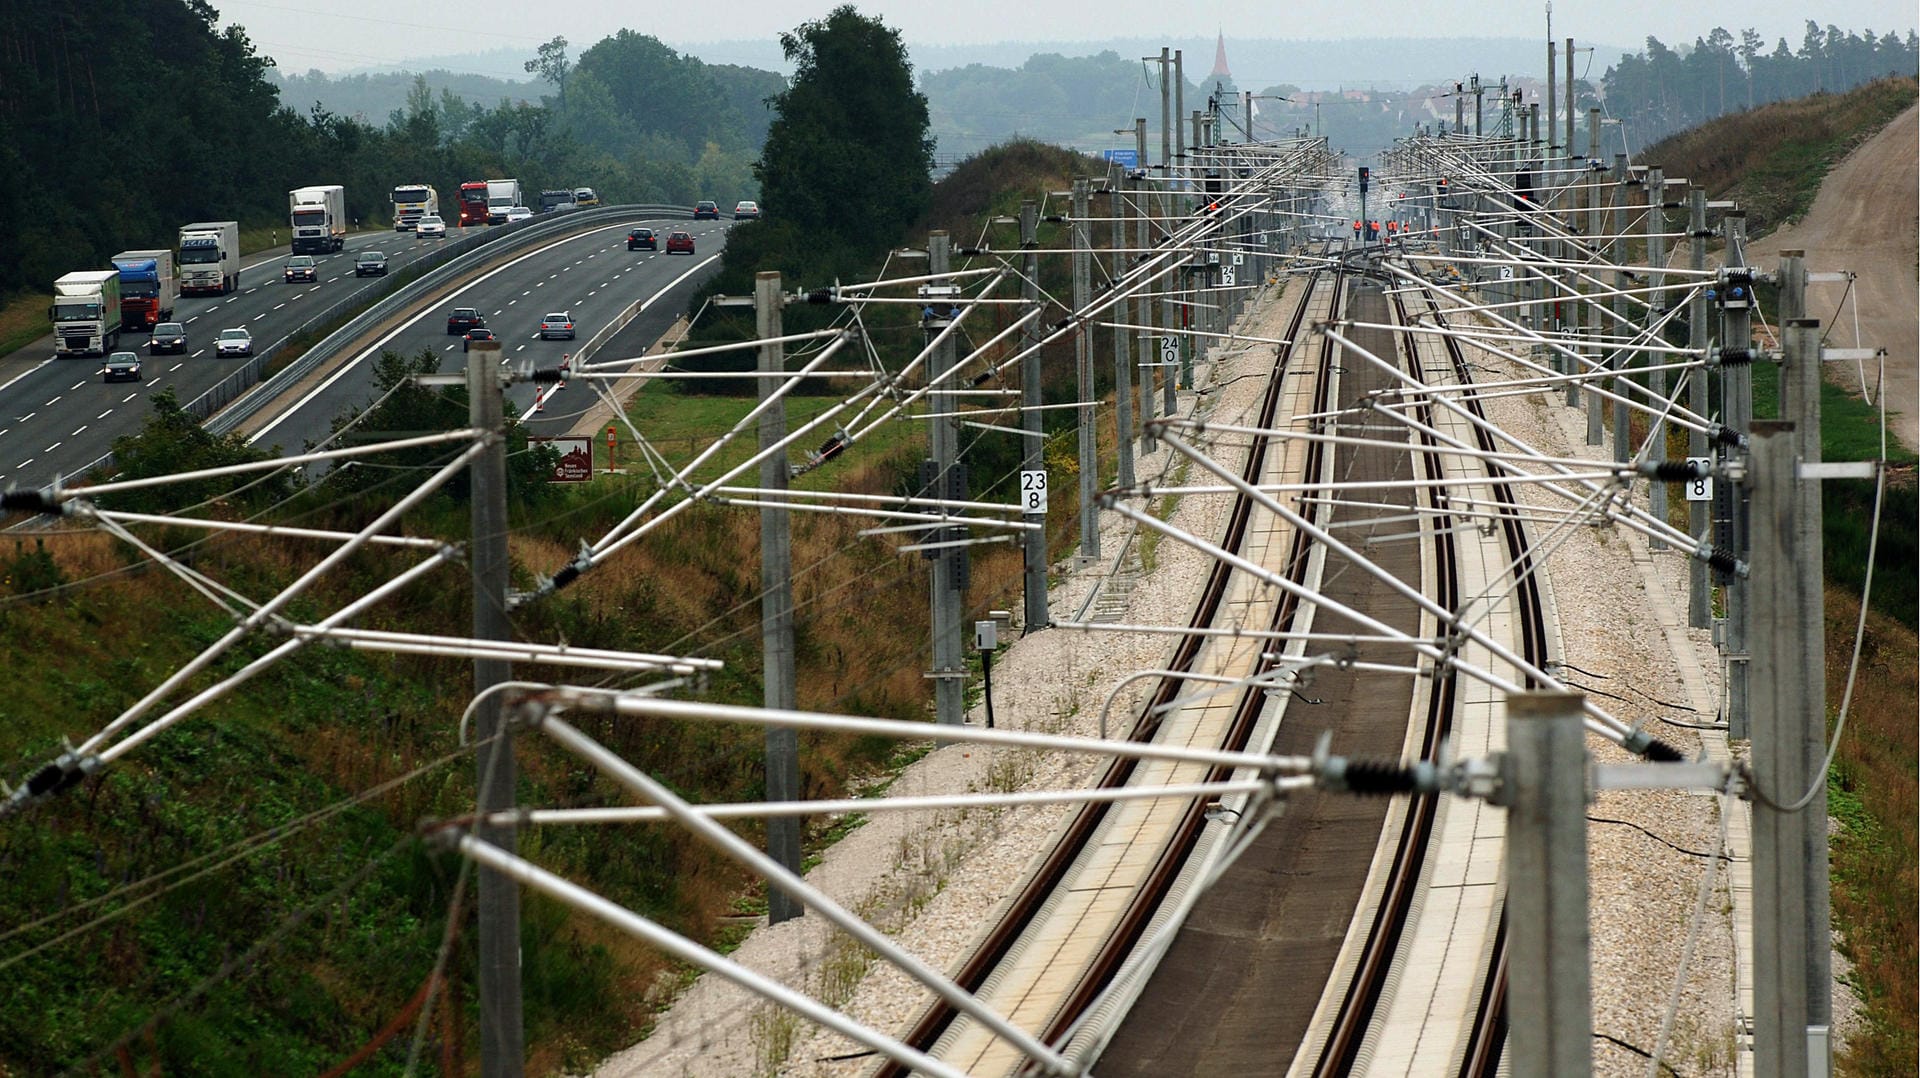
[273,302,286,310]
[45,396,61,406]
[245,287,257,294]
[169,363,184,372]
[69,381,85,390]
[521,290,531,296]
[507,299,516,306]
[185,315,200,324]
[43,441,60,452]
[71,425,87,436]
[0,429,8,437]
[588,290,598,297]
[97,410,112,419]
[16,458,32,468]
[254,220,642,443]
[19,412,35,421]
[122,394,136,402]
[444,344,457,352]
[515,344,526,352]
[192,349,205,358]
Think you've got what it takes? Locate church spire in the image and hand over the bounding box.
[1209,30,1231,80]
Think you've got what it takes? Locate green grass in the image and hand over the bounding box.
[622,380,917,491]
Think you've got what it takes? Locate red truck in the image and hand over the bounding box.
[457,181,490,227]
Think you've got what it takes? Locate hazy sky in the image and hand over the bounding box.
[217,0,1918,77]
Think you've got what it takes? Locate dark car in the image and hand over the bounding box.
[462,327,497,352]
[354,250,388,276]
[692,200,720,220]
[101,351,143,383]
[283,254,318,283]
[447,307,486,335]
[148,322,187,354]
[627,227,657,251]
[666,230,695,255]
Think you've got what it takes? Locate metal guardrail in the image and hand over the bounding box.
[57,204,693,481]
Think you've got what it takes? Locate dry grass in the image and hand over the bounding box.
[1825,586,1918,1076]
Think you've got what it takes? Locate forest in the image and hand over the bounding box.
[1601,23,1918,144]
[0,1,781,298]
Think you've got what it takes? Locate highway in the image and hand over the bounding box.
[0,227,446,489]
[246,216,727,453]
[0,215,724,488]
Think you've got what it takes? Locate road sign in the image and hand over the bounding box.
[1100,148,1139,170]
[1020,469,1049,514]
[1684,457,1713,502]
[534,436,593,482]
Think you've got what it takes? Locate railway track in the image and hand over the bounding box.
[874,265,1346,1078]
[873,252,1565,1076]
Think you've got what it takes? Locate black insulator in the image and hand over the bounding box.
[25,762,66,797]
[957,247,986,256]
[1718,348,1754,366]
[1343,759,1420,795]
[806,289,833,304]
[1642,738,1686,763]
[550,565,581,591]
[532,368,563,384]
[1712,426,1744,447]
[1044,215,1066,223]
[1649,460,1706,481]
[1707,548,1739,574]
[1,489,56,513]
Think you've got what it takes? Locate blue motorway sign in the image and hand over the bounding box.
[1101,148,1140,169]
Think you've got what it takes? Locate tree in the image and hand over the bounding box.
[754,6,932,255]
[104,388,294,513]
[525,36,571,103]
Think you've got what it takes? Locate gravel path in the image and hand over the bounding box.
[592,270,1757,1077]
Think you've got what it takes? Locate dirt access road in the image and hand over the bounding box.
[1748,104,1918,452]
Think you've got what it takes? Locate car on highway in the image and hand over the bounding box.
[283,254,318,283]
[692,200,720,220]
[354,250,388,277]
[573,187,600,208]
[446,308,486,335]
[733,200,761,220]
[101,351,143,383]
[148,322,188,354]
[505,206,535,223]
[666,229,695,255]
[462,327,497,352]
[415,215,447,238]
[215,328,253,357]
[539,312,576,340]
[627,227,657,251]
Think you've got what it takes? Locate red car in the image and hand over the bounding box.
[665,230,695,255]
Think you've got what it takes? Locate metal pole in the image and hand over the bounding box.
[1019,202,1050,634]
[468,339,525,1078]
[1646,165,1669,545]
[1503,690,1594,1078]
[1585,108,1603,444]
[1071,179,1100,562]
[1547,39,1558,156]
[1612,153,1632,465]
[1111,184,1136,486]
[1687,187,1712,628]
[1135,147,1158,455]
[1747,409,1825,1078]
[1174,50,1185,187]
[927,232,965,726]
[756,271,802,924]
[1158,49,1172,187]
[1722,211,1753,738]
[1565,39,1577,161]
[1780,311,1832,1071]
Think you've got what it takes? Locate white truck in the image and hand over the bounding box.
[110,249,177,330]
[390,182,438,231]
[51,270,123,357]
[484,178,521,224]
[178,220,240,295]
[290,184,347,253]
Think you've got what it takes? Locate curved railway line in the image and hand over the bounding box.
[876,252,1567,1077]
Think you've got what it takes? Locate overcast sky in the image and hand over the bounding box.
[217,0,1918,78]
